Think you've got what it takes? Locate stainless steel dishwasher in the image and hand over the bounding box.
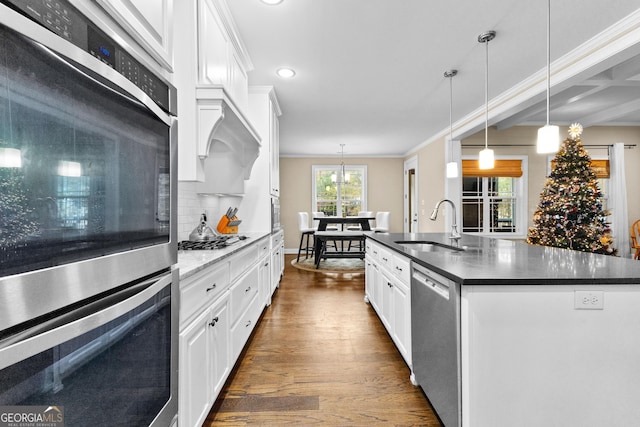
[411,262,461,427]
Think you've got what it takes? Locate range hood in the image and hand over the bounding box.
[195,87,261,195]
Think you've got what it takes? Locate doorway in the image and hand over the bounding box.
[404,156,418,233]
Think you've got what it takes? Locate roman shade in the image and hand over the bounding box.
[462,159,523,177]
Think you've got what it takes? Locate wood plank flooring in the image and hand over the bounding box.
[203,254,442,426]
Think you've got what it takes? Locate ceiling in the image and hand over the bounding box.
[226,0,640,157]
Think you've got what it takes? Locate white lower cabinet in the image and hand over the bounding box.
[270,230,284,295]
[179,237,279,427]
[179,295,229,427]
[365,239,412,369]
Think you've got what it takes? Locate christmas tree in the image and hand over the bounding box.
[527,123,616,255]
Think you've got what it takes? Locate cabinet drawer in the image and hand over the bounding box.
[180,261,230,327]
[230,265,259,324]
[230,244,259,280]
[379,246,393,270]
[271,230,283,248]
[230,290,261,361]
[258,237,270,259]
[393,254,410,285]
[367,240,380,260]
[365,238,373,255]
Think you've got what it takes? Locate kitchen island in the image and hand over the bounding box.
[366,232,640,427]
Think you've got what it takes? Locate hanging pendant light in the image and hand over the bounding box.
[537,0,560,153]
[478,31,495,170]
[445,69,459,178]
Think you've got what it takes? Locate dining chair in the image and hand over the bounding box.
[297,212,315,262]
[372,211,390,233]
[631,219,640,260]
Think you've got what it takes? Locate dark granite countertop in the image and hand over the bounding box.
[367,232,640,285]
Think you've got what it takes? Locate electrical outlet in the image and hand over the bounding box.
[574,291,604,310]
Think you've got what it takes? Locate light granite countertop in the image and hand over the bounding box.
[177,232,271,280]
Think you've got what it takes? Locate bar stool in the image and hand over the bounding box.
[297,212,315,262]
[372,211,390,233]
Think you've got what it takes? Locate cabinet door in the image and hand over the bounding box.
[392,279,411,366]
[198,0,228,85]
[179,309,211,427]
[269,100,280,196]
[259,255,271,307]
[96,0,173,71]
[365,256,374,302]
[380,269,394,331]
[209,296,231,398]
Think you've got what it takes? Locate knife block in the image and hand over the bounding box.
[217,215,239,234]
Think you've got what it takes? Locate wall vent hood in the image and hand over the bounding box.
[195,87,261,195]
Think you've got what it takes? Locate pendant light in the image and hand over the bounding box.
[445,69,459,178]
[537,0,560,153]
[478,31,495,170]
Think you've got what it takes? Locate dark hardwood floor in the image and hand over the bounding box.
[203,254,442,426]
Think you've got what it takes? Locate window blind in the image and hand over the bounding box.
[462,159,523,177]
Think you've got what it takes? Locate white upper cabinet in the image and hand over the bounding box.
[174,0,260,185]
[96,0,174,72]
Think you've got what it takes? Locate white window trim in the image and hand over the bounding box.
[311,164,368,216]
[461,155,528,239]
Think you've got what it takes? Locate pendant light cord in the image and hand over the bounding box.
[546,0,551,126]
[484,37,489,150]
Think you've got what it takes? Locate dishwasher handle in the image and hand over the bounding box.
[412,269,450,300]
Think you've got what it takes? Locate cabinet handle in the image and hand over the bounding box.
[387,282,393,288]
[396,266,403,272]
[264,262,269,267]
[209,316,219,327]
[245,286,251,292]
[206,284,217,292]
[382,257,388,262]
[245,320,252,328]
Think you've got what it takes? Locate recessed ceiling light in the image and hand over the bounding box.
[276,68,296,78]
[261,0,283,5]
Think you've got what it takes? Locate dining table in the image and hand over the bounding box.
[313,215,375,231]
[312,216,375,268]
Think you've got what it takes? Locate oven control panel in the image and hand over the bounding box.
[2,0,171,114]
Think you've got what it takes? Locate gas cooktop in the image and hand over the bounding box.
[178,235,247,250]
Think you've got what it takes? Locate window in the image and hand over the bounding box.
[312,165,367,216]
[461,157,527,236]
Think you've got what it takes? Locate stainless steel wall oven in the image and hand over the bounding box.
[0,0,178,425]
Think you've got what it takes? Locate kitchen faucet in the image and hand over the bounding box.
[430,199,461,240]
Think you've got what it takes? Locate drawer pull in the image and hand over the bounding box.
[206,284,217,292]
[382,257,388,262]
[245,286,251,292]
[396,266,403,272]
[245,320,252,328]
[209,316,219,327]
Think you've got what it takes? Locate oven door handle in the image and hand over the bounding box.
[0,270,174,366]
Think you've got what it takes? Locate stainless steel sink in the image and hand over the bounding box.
[394,240,464,252]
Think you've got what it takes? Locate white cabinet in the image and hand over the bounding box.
[174,0,260,183]
[270,230,284,295]
[365,239,412,368]
[269,98,281,197]
[179,294,229,427]
[95,0,174,71]
[179,238,268,427]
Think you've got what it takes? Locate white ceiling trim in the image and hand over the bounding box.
[405,7,640,157]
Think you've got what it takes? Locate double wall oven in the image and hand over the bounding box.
[0,1,178,426]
